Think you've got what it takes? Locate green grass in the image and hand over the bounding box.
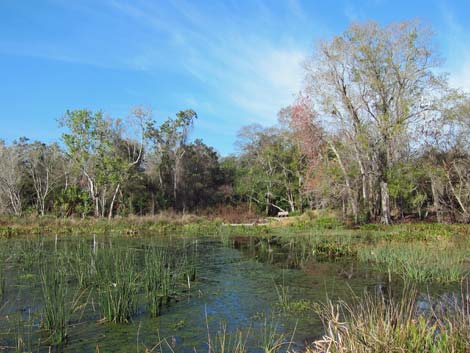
[40,263,74,344]
[96,248,138,323]
[64,240,97,289]
[0,253,5,300]
[358,241,470,283]
[310,284,470,353]
[144,246,168,317]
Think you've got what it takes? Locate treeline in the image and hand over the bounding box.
[0,20,469,223]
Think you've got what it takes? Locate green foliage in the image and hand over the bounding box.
[55,186,92,217]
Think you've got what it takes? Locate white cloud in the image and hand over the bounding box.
[109,0,308,125]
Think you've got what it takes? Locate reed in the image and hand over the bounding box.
[96,248,138,323]
[65,240,96,288]
[40,264,70,344]
[144,246,167,317]
[259,319,289,353]
[0,257,4,299]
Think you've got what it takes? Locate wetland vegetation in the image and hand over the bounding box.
[1,16,469,353]
[0,215,469,352]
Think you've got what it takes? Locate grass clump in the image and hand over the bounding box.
[206,323,249,353]
[65,240,96,288]
[358,241,469,283]
[0,267,4,299]
[309,285,470,353]
[96,249,138,323]
[144,247,169,317]
[40,264,74,344]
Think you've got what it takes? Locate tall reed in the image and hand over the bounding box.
[96,248,138,323]
[65,240,96,288]
[144,247,166,317]
[0,258,4,299]
[40,264,71,344]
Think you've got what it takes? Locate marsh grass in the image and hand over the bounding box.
[65,240,96,288]
[96,248,138,323]
[206,323,249,353]
[144,247,167,317]
[358,241,469,283]
[259,318,292,353]
[40,263,76,344]
[16,238,46,271]
[0,258,5,299]
[310,284,470,353]
[275,283,291,312]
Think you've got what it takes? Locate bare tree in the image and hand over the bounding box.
[0,141,23,215]
[24,142,64,216]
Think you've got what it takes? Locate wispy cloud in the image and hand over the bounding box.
[438,2,470,92]
[109,0,308,124]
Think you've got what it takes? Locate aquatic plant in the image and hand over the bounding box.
[65,240,96,288]
[0,258,4,299]
[40,264,72,344]
[274,283,291,312]
[259,318,291,353]
[144,247,167,317]
[206,322,249,353]
[358,241,469,283]
[96,248,138,323]
[309,284,470,353]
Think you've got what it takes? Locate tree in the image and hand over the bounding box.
[0,140,24,215]
[147,109,197,210]
[234,124,306,215]
[24,142,64,216]
[178,139,225,210]
[60,108,148,218]
[303,20,454,223]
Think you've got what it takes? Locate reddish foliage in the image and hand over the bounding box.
[282,95,325,191]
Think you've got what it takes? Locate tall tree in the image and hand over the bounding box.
[303,20,453,223]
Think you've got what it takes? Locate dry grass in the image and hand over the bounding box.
[309,284,470,353]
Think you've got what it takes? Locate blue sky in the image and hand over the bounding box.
[1,0,469,155]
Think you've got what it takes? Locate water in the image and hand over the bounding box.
[0,234,445,352]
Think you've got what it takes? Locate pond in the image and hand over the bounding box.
[0,233,455,352]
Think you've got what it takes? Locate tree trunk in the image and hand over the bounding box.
[108,183,120,220]
[430,177,442,223]
[380,181,391,224]
[329,141,358,223]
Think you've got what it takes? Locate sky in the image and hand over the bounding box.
[1,0,469,155]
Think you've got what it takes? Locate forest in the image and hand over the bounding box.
[1,21,469,224]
